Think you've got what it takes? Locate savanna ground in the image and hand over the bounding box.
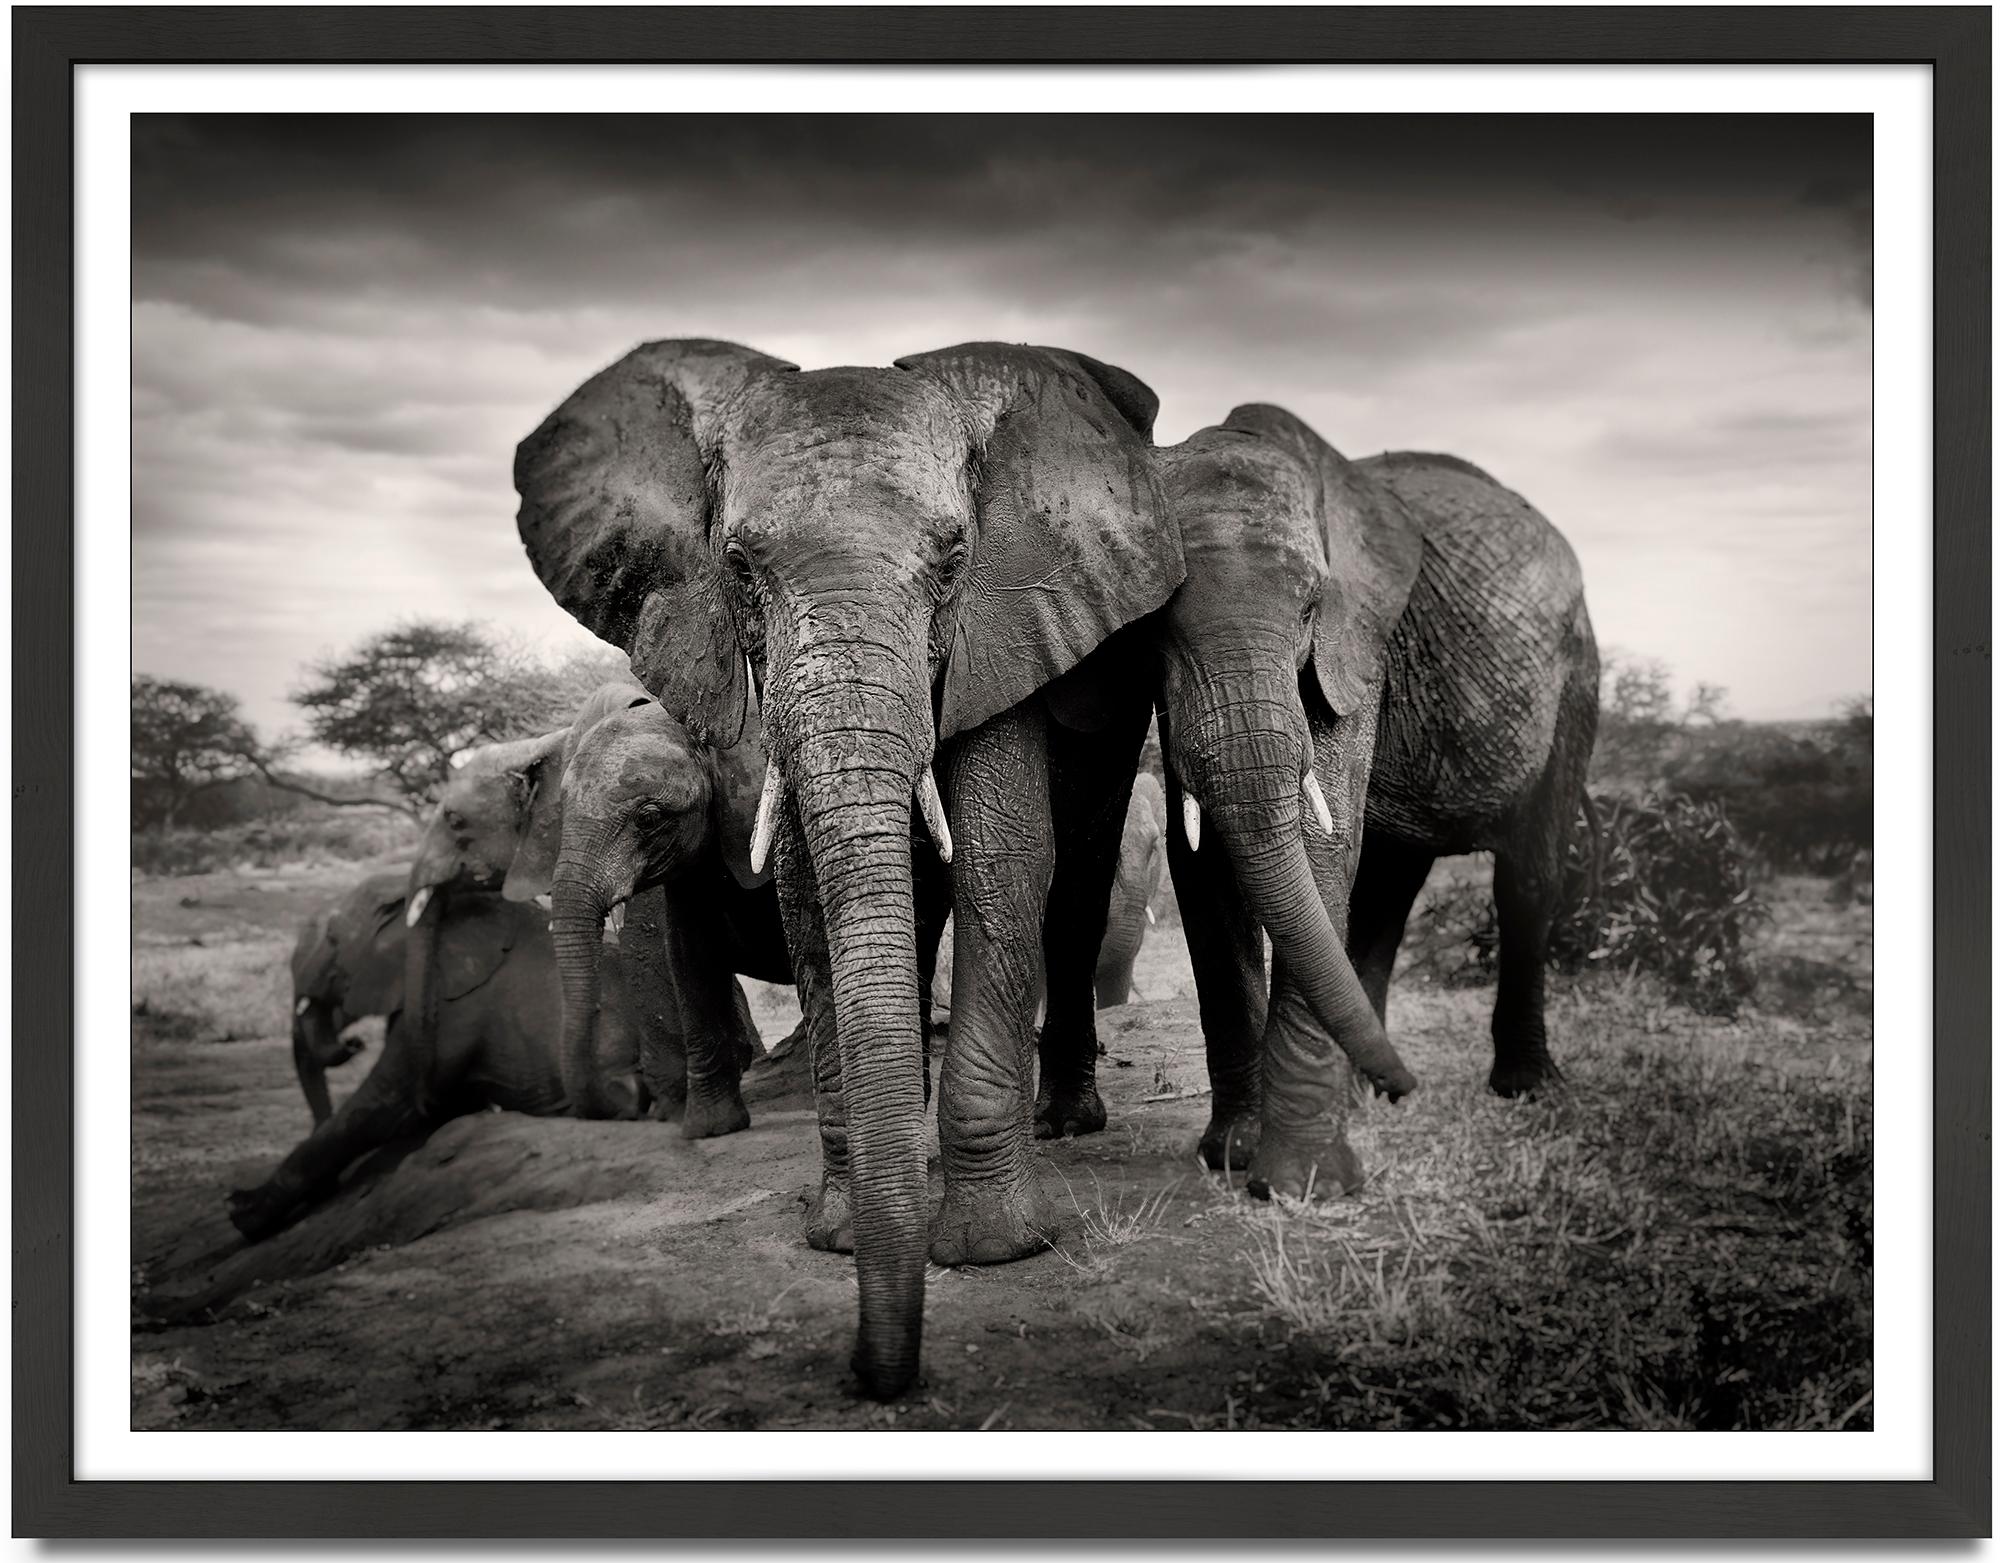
[131,856,1871,1432]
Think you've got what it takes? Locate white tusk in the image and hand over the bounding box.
[748,757,784,876]
[1302,770,1334,835]
[294,996,313,1017]
[605,903,626,936]
[1182,795,1202,852]
[533,893,553,911]
[917,770,953,864]
[1146,905,1157,926]
[404,885,432,927]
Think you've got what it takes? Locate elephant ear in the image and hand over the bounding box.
[708,685,772,891]
[499,727,572,903]
[894,343,1180,740]
[1219,404,1424,718]
[436,899,524,1003]
[514,339,797,747]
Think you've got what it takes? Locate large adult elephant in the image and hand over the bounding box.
[503,675,795,1139]
[514,338,1183,1398]
[1107,408,1594,1201]
[288,876,404,1125]
[229,874,642,1242]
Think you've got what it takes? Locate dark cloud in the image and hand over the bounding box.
[133,113,1872,732]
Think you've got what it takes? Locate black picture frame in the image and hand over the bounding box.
[15,5,1988,1540]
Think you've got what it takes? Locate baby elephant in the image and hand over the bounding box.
[228,871,642,1243]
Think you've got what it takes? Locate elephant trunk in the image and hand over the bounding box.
[1180,675,1416,1098]
[550,851,620,1119]
[781,665,931,1400]
[401,900,443,1116]
[291,1003,338,1126]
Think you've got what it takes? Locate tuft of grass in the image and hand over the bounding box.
[134,939,291,1045]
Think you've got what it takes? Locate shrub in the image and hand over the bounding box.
[133,811,420,877]
[1414,792,1764,1017]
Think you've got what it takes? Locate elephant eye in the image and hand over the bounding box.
[935,539,970,595]
[723,538,757,587]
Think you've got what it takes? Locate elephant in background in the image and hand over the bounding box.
[229,873,642,1243]
[288,877,404,1124]
[1092,770,1167,1008]
[516,338,1179,1397]
[501,675,791,1139]
[1098,407,1591,1202]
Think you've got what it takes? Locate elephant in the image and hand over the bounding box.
[1058,407,1591,1202]
[288,876,404,1125]
[228,872,643,1242]
[405,718,764,1125]
[501,674,794,1139]
[515,338,1181,1397]
[1091,770,1167,1008]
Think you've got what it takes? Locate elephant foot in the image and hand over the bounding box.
[682,1081,751,1140]
[804,1173,854,1254]
[225,1184,292,1244]
[1245,1125,1365,1203]
[928,1175,1057,1267]
[1033,1078,1107,1140]
[1198,1108,1261,1171]
[1488,1050,1564,1100]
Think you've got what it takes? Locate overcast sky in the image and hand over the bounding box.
[134,113,1871,741]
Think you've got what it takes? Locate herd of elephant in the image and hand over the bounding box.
[228,338,1598,1401]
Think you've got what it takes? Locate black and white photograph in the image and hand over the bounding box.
[129,111,1876,1433]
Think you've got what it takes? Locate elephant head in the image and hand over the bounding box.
[500,675,768,1122]
[401,731,567,1103]
[1156,404,1421,1098]
[288,872,405,1125]
[515,338,1177,1398]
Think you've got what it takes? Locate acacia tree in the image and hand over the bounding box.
[291,621,626,808]
[131,676,261,828]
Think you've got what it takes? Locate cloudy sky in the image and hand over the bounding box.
[134,113,1871,742]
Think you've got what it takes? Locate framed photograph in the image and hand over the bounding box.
[15,5,1988,1541]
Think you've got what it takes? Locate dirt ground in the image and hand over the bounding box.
[132,860,1872,1431]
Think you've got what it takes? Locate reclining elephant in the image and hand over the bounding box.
[229,872,642,1242]
[514,338,1180,1397]
[288,876,404,1125]
[1065,409,1594,1201]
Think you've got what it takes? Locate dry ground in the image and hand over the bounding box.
[131,860,1871,1431]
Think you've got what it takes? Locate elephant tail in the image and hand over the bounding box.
[1577,791,1604,920]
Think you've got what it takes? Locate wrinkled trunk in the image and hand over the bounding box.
[551,859,619,1119]
[291,1004,338,1126]
[787,712,928,1400]
[400,906,443,1116]
[1181,673,1415,1098]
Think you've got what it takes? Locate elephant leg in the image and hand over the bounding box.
[1033,704,1147,1141]
[1487,674,1593,1097]
[228,1015,439,1241]
[659,886,753,1140]
[1347,831,1435,1026]
[931,704,1060,1267]
[621,886,689,1121]
[914,852,952,1102]
[772,800,852,1253]
[1247,700,1378,1202]
[1165,750,1269,1172]
[726,978,763,1072]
